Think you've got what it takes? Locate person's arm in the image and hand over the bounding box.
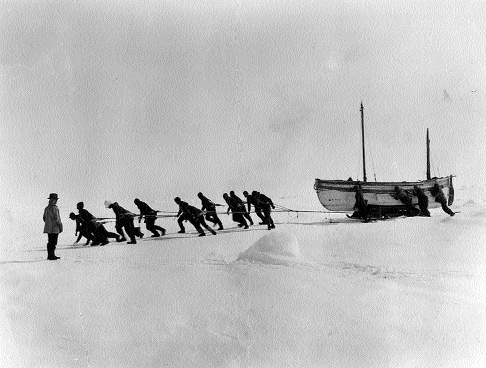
[74,231,83,244]
[55,207,63,233]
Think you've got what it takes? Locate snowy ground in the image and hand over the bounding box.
[1,188,486,367]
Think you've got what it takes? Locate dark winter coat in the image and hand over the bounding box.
[412,186,429,205]
[430,184,447,203]
[181,204,204,222]
[393,187,412,205]
[109,203,135,219]
[176,201,189,217]
[135,201,157,222]
[78,208,96,223]
[258,193,275,209]
[353,187,368,210]
[200,196,217,212]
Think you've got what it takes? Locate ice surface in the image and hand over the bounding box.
[1,186,486,367]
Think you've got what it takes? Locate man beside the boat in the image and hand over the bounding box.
[430,183,455,216]
[412,185,431,217]
[351,184,370,222]
[392,186,420,216]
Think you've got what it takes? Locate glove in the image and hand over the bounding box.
[272,205,275,209]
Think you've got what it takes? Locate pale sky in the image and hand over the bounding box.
[1,0,485,220]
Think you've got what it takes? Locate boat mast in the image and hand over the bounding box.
[426,128,431,179]
[360,102,367,182]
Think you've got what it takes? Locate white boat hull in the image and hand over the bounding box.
[314,177,453,212]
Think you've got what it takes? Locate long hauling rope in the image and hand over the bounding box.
[94,204,349,222]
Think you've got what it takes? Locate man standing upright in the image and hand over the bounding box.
[43,193,62,260]
[134,198,166,237]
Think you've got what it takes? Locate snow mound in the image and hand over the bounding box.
[236,231,303,266]
[463,199,477,207]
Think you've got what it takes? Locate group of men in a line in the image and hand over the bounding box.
[67,190,276,245]
[352,182,455,221]
[174,190,276,237]
[69,199,166,246]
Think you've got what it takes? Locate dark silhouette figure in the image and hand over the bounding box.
[412,185,431,217]
[69,212,93,245]
[393,186,418,216]
[353,184,369,221]
[105,201,138,243]
[134,198,166,237]
[77,202,109,246]
[251,191,275,230]
[174,197,216,236]
[430,183,455,216]
[230,191,253,225]
[243,190,266,224]
[174,197,190,233]
[43,193,62,260]
[223,193,248,229]
[197,192,224,230]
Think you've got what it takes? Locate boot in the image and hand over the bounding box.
[198,233,206,237]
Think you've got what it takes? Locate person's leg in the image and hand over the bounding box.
[244,211,253,225]
[124,217,137,243]
[154,224,166,235]
[213,213,224,230]
[47,233,59,259]
[255,208,266,224]
[199,217,216,235]
[145,217,159,236]
[177,215,186,233]
[115,220,126,241]
[235,213,248,229]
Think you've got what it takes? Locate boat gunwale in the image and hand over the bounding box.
[314,177,452,193]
